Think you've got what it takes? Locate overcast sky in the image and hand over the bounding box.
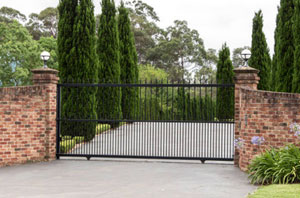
[1,0,280,55]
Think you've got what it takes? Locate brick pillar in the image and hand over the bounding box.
[233,66,260,166]
[32,68,59,160]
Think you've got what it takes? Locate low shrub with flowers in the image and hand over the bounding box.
[234,138,245,150]
[246,123,300,184]
[290,122,300,138]
[251,136,265,146]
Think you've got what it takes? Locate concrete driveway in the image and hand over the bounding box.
[0,159,256,198]
[70,122,235,159]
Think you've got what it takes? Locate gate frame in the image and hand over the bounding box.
[56,82,235,162]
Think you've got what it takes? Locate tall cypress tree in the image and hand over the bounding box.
[97,0,122,127]
[216,44,234,121]
[58,0,98,141]
[292,0,300,93]
[249,10,271,91]
[275,0,295,92]
[271,9,280,91]
[118,2,139,120]
[58,0,77,81]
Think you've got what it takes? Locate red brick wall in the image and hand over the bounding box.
[0,84,57,167]
[236,88,300,171]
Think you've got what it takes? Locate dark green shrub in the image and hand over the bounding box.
[248,144,300,184]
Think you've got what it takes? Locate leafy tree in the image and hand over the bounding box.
[216,44,234,120]
[195,66,216,84]
[275,0,295,92]
[118,2,139,120]
[26,7,59,40]
[232,46,250,68]
[26,13,43,40]
[124,1,214,82]
[38,7,58,38]
[249,10,271,90]
[138,64,168,80]
[147,20,206,81]
[195,48,218,83]
[58,0,98,141]
[0,6,26,23]
[126,0,159,22]
[203,48,218,68]
[97,0,122,127]
[38,36,58,70]
[292,0,300,93]
[126,0,161,64]
[0,20,41,86]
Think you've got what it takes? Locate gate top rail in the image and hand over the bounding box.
[58,83,235,88]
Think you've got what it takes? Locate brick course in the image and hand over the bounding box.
[234,67,300,171]
[0,68,58,167]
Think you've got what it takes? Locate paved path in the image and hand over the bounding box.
[70,122,234,159]
[0,159,256,198]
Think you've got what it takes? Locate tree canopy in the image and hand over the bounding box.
[147,20,206,81]
[26,7,58,40]
[0,20,41,86]
[0,6,26,23]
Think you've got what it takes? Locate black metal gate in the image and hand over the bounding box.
[56,81,235,162]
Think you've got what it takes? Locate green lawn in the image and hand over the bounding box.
[248,184,300,198]
[96,124,111,135]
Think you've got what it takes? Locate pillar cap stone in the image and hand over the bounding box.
[32,67,59,85]
[234,66,260,90]
[233,66,259,74]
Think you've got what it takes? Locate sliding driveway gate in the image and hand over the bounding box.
[56,81,235,162]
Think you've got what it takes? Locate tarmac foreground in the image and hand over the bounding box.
[0,159,256,198]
